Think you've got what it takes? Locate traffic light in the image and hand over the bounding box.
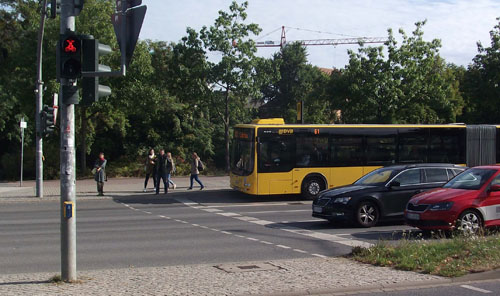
[41,105,56,136]
[58,34,82,79]
[81,37,112,105]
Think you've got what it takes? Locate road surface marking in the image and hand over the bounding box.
[175,197,373,249]
[276,245,291,249]
[241,209,311,214]
[312,254,328,258]
[119,201,314,258]
[460,285,492,294]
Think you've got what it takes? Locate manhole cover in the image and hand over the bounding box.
[214,262,282,273]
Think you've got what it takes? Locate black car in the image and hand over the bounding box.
[312,164,466,227]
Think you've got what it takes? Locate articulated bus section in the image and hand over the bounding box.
[230,119,499,198]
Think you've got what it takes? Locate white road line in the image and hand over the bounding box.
[276,245,291,249]
[460,285,492,294]
[242,209,311,214]
[312,253,328,258]
[143,211,152,214]
[220,231,232,235]
[260,241,273,245]
[218,212,242,217]
[236,216,259,221]
[280,219,323,223]
[203,202,310,208]
[246,237,259,241]
[192,224,200,227]
[293,249,308,253]
[204,208,223,213]
[174,197,372,248]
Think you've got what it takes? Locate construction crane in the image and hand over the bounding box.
[255,26,387,48]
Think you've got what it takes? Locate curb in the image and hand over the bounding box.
[255,269,500,296]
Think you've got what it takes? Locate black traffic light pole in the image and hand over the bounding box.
[56,0,146,282]
[59,0,77,282]
[35,0,48,198]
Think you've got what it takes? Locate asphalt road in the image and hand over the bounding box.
[0,189,417,274]
[358,280,500,295]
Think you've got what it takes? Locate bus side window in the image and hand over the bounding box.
[296,135,328,167]
[259,138,294,173]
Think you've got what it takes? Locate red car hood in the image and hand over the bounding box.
[410,188,474,204]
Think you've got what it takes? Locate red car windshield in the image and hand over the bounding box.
[443,168,497,190]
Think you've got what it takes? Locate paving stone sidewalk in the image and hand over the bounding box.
[0,257,445,296]
[0,176,230,201]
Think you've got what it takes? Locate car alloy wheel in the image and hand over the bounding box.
[457,210,482,235]
[356,201,379,228]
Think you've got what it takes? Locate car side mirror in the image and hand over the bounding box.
[388,181,400,188]
[489,184,500,192]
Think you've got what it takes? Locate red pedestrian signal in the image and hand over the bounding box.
[64,38,78,53]
[58,34,82,79]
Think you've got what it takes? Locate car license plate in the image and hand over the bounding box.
[313,206,322,213]
[406,212,420,220]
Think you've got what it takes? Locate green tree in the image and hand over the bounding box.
[256,42,331,123]
[460,18,500,123]
[200,0,261,172]
[330,21,463,124]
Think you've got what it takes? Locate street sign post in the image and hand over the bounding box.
[19,118,27,187]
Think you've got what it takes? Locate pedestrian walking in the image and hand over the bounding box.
[143,149,157,192]
[155,149,169,195]
[93,152,107,196]
[188,152,204,190]
[166,152,177,189]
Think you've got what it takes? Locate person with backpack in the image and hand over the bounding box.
[188,152,204,190]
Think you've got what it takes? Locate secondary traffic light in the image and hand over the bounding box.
[81,37,112,105]
[41,105,56,136]
[58,34,81,79]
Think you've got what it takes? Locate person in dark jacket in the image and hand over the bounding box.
[166,152,176,189]
[155,149,169,195]
[94,152,107,196]
[144,149,156,192]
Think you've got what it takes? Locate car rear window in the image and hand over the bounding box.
[425,168,448,182]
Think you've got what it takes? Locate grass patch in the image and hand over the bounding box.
[350,233,500,277]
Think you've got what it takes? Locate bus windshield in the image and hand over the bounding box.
[231,128,254,176]
[354,167,399,186]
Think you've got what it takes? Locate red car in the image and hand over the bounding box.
[405,165,500,234]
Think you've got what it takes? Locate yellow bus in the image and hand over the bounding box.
[230,118,500,199]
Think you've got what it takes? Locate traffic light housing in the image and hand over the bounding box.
[81,37,112,105]
[58,34,82,79]
[41,105,56,136]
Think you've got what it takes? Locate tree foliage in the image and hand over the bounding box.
[330,21,464,124]
[0,1,497,180]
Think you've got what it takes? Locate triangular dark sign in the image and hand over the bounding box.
[112,5,147,67]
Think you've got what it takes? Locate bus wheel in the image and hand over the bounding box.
[355,201,379,228]
[302,177,325,200]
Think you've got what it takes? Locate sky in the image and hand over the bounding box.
[139,0,500,69]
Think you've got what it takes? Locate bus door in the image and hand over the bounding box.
[257,136,295,195]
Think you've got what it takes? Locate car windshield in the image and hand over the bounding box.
[443,168,497,190]
[354,167,399,186]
